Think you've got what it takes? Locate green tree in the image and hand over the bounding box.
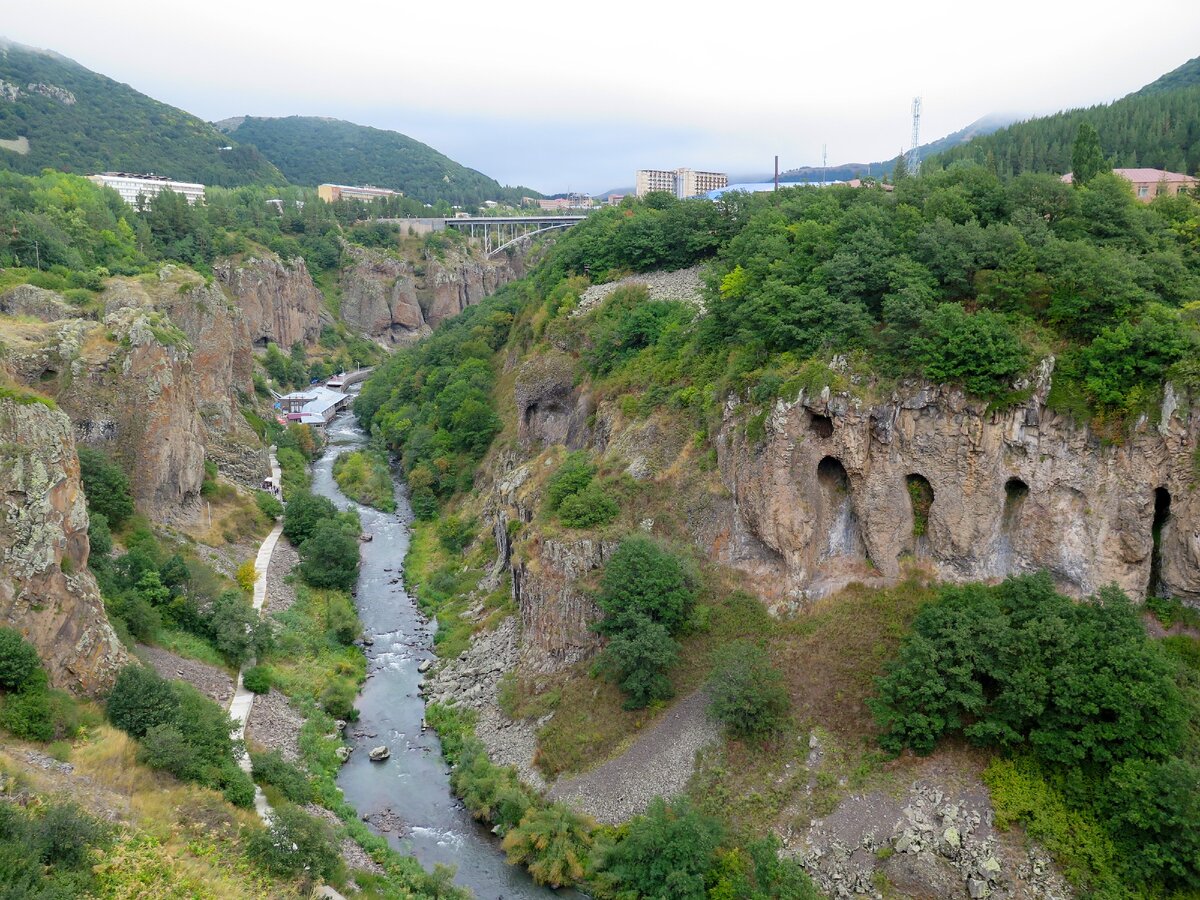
[77,448,133,528]
[1071,123,1108,187]
[0,628,42,690]
[245,806,341,880]
[708,641,790,741]
[281,491,339,545]
[595,536,695,636]
[105,665,179,738]
[298,520,360,591]
[598,798,724,900]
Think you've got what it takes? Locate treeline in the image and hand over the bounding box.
[932,80,1200,177]
[0,168,428,280]
[540,174,1200,426]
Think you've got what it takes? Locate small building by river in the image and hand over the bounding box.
[276,386,349,427]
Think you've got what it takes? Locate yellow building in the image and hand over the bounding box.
[635,167,728,199]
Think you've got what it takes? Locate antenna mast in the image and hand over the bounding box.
[908,96,922,175]
[822,144,827,186]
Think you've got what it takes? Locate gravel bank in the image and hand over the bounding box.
[264,538,299,614]
[244,688,305,762]
[304,803,385,876]
[137,644,234,705]
[424,618,547,790]
[574,265,706,316]
[547,688,718,824]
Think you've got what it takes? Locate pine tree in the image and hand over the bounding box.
[1071,122,1108,186]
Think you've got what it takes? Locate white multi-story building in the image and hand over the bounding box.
[87,172,206,206]
[635,167,728,199]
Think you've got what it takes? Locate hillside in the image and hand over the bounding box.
[931,55,1200,175]
[0,39,283,186]
[221,115,539,206]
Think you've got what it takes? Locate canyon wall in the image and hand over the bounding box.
[0,396,127,695]
[214,252,327,349]
[717,374,1200,607]
[339,244,521,346]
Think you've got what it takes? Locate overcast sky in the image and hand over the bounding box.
[7,1,1200,193]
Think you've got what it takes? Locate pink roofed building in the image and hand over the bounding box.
[1060,168,1197,201]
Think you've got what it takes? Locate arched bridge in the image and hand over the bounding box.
[443,215,586,256]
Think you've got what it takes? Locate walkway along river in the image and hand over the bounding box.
[313,405,577,899]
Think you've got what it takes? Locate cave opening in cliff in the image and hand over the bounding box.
[810,413,834,438]
[1150,487,1172,597]
[996,478,1029,575]
[818,456,866,562]
[906,474,934,541]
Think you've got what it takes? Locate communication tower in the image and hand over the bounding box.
[908,96,922,175]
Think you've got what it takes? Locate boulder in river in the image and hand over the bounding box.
[417,659,433,674]
[335,746,352,763]
[369,745,391,762]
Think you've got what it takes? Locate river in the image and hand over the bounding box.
[311,405,574,899]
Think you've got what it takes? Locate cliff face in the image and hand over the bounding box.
[2,274,267,521]
[214,253,326,349]
[339,244,520,345]
[717,375,1200,607]
[486,354,1200,673]
[0,397,127,695]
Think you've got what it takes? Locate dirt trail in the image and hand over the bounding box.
[547,689,718,824]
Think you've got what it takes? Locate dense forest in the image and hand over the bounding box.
[0,40,282,186]
[932,56,1200,177]
[222,116,539,207]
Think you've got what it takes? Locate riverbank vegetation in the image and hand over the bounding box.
[333,448,397,512]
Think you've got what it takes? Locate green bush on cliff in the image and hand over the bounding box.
[708,640,790,741]
[558,482,619,529]
[78,447,133,530]
[0,627,42,690]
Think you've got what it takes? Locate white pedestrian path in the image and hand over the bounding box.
[229,448,283,822]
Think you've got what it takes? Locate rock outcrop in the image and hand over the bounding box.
[3,274,268,520]
[0,396,127,695]
[214,253,326,349]
[717,375,1200,606]
[339,244,520,346]
[514,351,591,450]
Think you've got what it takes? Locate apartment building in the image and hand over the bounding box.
[87,172,205,206]
[317,183,403,203]
[635,167,728,199]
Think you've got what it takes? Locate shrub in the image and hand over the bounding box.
[245,806,340,880]
[77,447,133,528]
[0,686,54,741]
[870,574,1184,769]
[242,666,271,694]
[597,616,679,709]
[254,490,283,521]
[105,665,180,738]
[545,452,596,511]
[236,559,257,594]
[138,723,200,779]
[299,520,360,592]
[558,482,619,528]
[708,641,790,741]
[597,798,724,900]
[437,515,476,554]
[501,805,594,888]
[110,592,160,642]
[222,768,256,808]
[87,511,112,559]
[319,678,358,721]
[251,750,313,804]
[281,491,339,545]
[0,627,42,690]
[908,304,1030,399]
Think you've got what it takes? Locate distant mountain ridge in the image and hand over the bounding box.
[0,38,282,186]
[930,55,1200,176]
[766,114,1017,183]
[219,115,540,206]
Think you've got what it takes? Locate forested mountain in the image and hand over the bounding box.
[931,55,1200,176]
[0,39,282,186]
[220,115,539,206]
